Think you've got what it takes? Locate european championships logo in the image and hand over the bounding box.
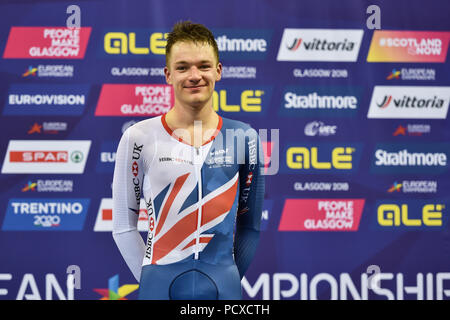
[93,274,138,300]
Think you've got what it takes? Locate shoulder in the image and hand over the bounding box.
[220,116,256,134]
[122,116,162,139]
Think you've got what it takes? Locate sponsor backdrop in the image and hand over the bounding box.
[0,0,449,300]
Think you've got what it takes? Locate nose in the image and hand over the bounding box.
[188,66,202,81]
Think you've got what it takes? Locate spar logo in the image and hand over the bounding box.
[3,84,89,116]
[367,86,450,119]
[2,198,89,231]
[374,201,448,230]
[371,143,449,174]
[95,84,173,116]
[367,30,450,63]
[278,199,365,231]
[1,140,91,174]
[277,29,363,62]
[94,198,151,232]
[280,86,361,117]
[284,143,362,174]
[3,27,91,59]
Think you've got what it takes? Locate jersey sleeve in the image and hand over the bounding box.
[112,127,146,282]
[234,127,265,279]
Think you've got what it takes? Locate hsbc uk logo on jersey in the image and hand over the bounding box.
[1,140,91,174]
[278,199,365,231]
[277,29,363,62]
[367,86,450,119]
[95,84,174,116]
[2,198,89,231]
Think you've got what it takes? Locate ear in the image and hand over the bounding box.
[215,62,222,82]
[164,66,172,85]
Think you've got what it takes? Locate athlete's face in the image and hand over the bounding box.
[165,41,222,109]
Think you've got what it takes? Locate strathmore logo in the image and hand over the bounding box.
[277,29,363,61]
[368,86,450,119]
[3,27,91,59]
[1,140,91,174]
[371,143,449,174]
[95,84,174,116]
[278,199,365,231]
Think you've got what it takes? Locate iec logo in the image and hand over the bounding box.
[2,198,89,231]
[212,85,272,115]
[371,143,450,174]
[283,142,362,174]
[280,86,362,118]
[3,84,90,116]
[93,274,139,300]
[211,29,272,60]
[373,200,448,231]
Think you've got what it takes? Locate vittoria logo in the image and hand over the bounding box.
[368,86,450,119]
[277,29,363,62]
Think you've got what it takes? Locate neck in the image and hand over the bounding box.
[165,100,218,130]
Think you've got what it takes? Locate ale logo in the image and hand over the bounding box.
[284,143,362,174]
[374,201,448,230]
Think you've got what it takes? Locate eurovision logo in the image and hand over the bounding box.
[3,84,90,116]
[3,27,91,59]
[278,199,365,231]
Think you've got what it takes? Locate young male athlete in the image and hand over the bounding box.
[112,21,265,300]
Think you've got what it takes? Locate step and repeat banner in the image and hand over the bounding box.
[0,0,449,300]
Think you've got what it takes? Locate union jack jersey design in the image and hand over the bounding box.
[112,114,264,299]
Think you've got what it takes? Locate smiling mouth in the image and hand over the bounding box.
[184,85,205,89]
